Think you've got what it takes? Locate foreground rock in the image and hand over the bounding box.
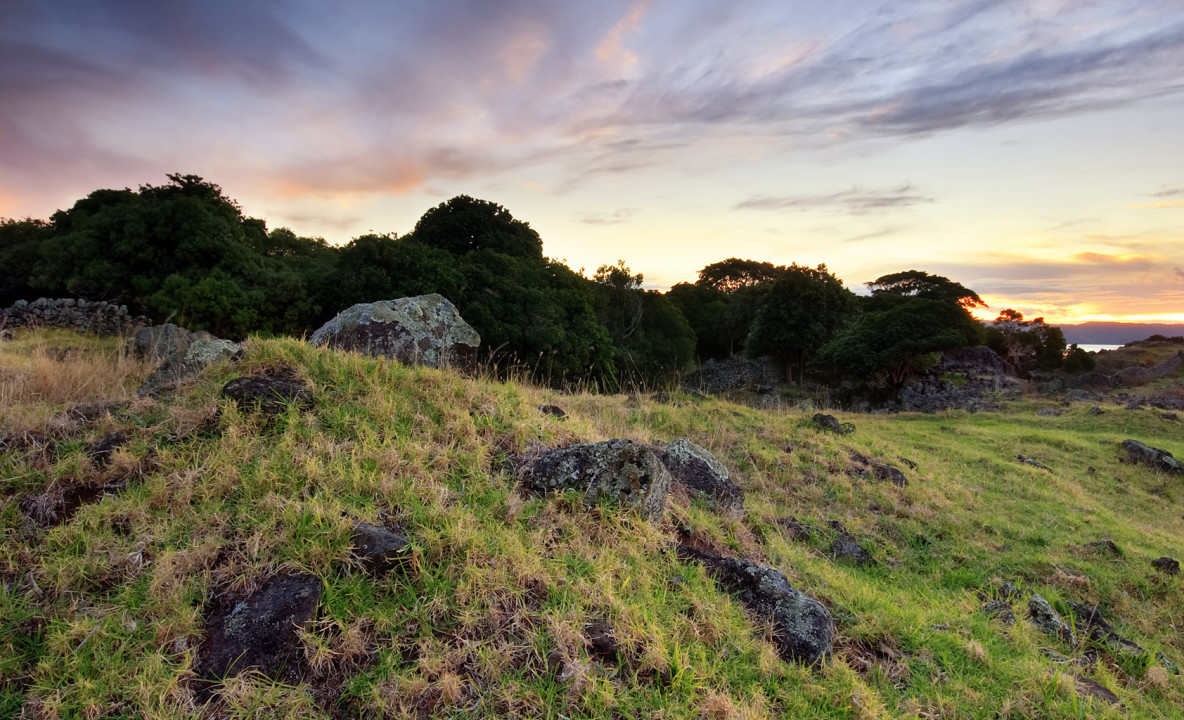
[848,451,908,487]
[351,523,412,572]
[221,374,313,415]
[310,294,479,371]
[831,532,876,566]
[197,574,321,683]
[520,439,671,521]
[1028,594,1078,646]
[813,414,851,434]
[1121,439,1184,474]
[1151,556,1180,575]
[660,438,745,515]
[675,544,833,665]
[134,324,243,397]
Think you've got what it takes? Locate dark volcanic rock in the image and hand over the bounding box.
[776,517,812,542]
[221,374,313,415]
[675,543,833,665]
[1121,439,1184,474]
[848,451,908,487]
[584,619,623,664]
[351,522,411,572]
[831,533,875,566]
[813,413,848,434]
[86,431,128,468]
[1028,594,1077,646]
[660,438,745,515]
[980,600,1015,625]
[1085,539,1123,557]
[310,294,480,372]
[1151,556,1180,575]
[520,439,671,521]
[1072,676,1122,706]
[538,404,566,418]
[136,324,243,397]
[197,574,322,683]
[681,355,782,395]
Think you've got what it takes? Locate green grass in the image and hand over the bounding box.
[1,330,1182,718]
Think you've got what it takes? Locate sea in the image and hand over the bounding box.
[1078,344,1122,353]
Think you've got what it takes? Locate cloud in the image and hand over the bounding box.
[1175,267,1184,281]
[1127,199,1184,209]
[578,208,638,225]
[1153,188,1184,197]
[735,184,935,214]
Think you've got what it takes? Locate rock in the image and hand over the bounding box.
[980,600,1015,625]
[351,523,412,572]
[538,404,566,418]
[674,544,833,665]
[310,294,479,371]
[660,438,745,515]
[196,573,321,683]
[1151,556,1180,575]
[831,533,875,566]
[1114,350,1184,387]
[584,620,623,664]
[776,517,812,541]
[1121,439,1184,474]
[1089,405,1104,415]
[1016,455,1052,472]
[998,581,1022,601]
[86,431,128,468]
[1156,651,1180,675]
[221,374,313,416]
[1071,676,1121,706]
[520,439,671,522]
[848,451,908,487]
[681,355,783,395]
[1027,594,1077,646]
[137,326,243,397]
[1037,408,1064,417]
[1161,412,1180,422]
[812,413,850,434]
[1065,602,1145,655]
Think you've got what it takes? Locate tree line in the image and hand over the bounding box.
[0,174,1086,390]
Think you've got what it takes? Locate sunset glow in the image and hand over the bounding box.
[2,1,1183,323]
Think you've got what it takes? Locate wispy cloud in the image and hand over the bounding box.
[579,208,638,225]
[735,184,934,214]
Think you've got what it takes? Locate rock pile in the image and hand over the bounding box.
[0,298,148,336]
[681,355,782,395]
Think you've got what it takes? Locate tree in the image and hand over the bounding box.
[0,218,54,304]
[696,258,784,294]
[867,270,986,310]
[816,298,983,387]
[410,195,543,258]
[984,309,1067,374]
[744,264,859,382]
[592,261,694,386]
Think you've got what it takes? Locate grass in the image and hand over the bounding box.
[1,329,1182,718]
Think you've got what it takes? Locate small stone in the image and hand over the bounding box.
[1028,594,1077,646]
[1085,539,1122,557]
[831,532,875,566]
[86,431,128,468]
[776,516,812,541]
[1151,556,1180,575]
[221,374,313,416]
[812,413,846,434]
[351,523,412,572]
[538,404,566,418]
[980,600,1015,625]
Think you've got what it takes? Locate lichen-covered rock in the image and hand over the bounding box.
[813,413,844,434]
[1121,439,1184,474]
[196,574,321,683]
[520,439,671,521]
[310,294,479,371]
[660,438,745,515]
[980,600,1015,625]
[1028,594,1078,646]
[351,522,412,573]
[134,324,243,397]
[222,374,313,415]
[675,543,833,665]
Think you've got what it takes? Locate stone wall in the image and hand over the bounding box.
[681,355,783,394]
[0,298,149,337]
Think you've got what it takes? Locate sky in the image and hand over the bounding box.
[2,0,1184,323]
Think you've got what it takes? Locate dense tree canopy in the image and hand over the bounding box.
[866,269,986,310]
[984,309,1067,374]
[410,195,543,258]
[696,258,784,294]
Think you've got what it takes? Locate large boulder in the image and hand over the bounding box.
[135,324,243,397]
[1120,439,1184,474]
[310,294,479,371]
[660,438,745,516]
[520,439,671,521]
[196,573,321,683]
[675,544,833,665]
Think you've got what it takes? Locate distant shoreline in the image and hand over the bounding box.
[1058,322,1184,346]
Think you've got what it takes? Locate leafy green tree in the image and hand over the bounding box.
[592,261,694,387]
[984,309,1067,374]
[744,264,859,382]
[410,195,543,258]
[0,218,54,304]
[696,258,784,294]
[1062,345,1096,373]
[816,298,983,386]
[866,270,986,310]
[665,282,730,359]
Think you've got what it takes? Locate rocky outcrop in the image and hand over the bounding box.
[196,573,322,683]
[681,355,782,395]
[519,439,671,521]
[660,438,745,515]
[1027,594,1077,646]
[1114,351,1184,387]
[1151,556,1180,575]
[0,298,148,336]
[134,324,243,397]
[675,544,833,665]
[310,294,479,371]
[1120,439,1184,474]
[221,374,313,415]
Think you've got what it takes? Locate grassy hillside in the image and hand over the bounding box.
[2,330,1182,719]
